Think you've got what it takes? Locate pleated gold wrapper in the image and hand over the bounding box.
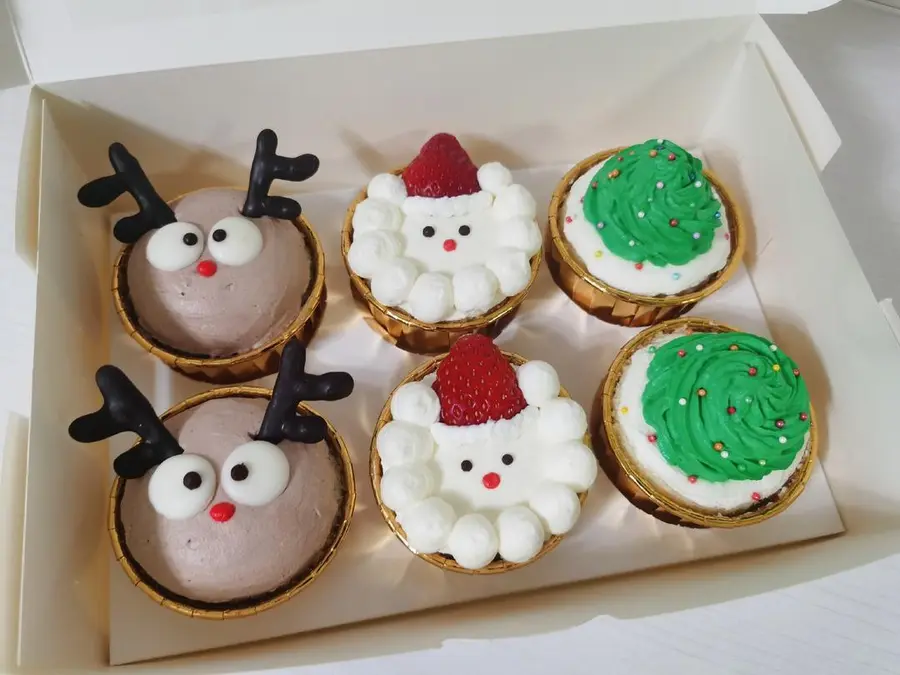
[341,171,542,355]
[108,386,356,619]
[370,350,591,574]
[591,316,818,528]
[547,149,745,327]
[113,189,327,385]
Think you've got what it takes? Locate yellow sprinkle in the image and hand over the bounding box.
[620,406,629,414]
[594,250,604,258]
[772,364,781,372]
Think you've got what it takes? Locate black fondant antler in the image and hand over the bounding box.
[68,366,183,479]
[256,338,354,445]
[77,143,176,244]
[241,129,320,221]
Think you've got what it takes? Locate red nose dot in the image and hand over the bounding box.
[196,260,218,277]
[482,472,501,490]
[209,502,235,522]
[443,239,457,252]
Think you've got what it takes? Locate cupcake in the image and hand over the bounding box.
[593,317,816,527]
[68,339,355,617]
[78,129,326,384]
[371,334,597,572]
[548,139,743,326]
[342,133,542,354]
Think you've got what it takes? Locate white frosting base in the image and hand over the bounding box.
[379,365,597,569]
[562,160,731,296]
[613,332,809,513]
[348,164,541,323]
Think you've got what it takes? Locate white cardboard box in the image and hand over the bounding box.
[4,1,900,672]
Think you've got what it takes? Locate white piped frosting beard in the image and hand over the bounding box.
[377,361,597,570]
[347,163,542,323]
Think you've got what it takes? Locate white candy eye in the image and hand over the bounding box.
[145,222,205,271]
[207,216,263,266]
[148,454,216,520]
[221,441,290,507]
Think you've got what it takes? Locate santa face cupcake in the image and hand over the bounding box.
[371,335,598,572]
[68,339,356,617]
[593,318,816,527]
[78,129,326,384]
[343,134,542,354]
[548,140,743,327]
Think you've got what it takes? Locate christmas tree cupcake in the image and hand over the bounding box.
[342,133,542,354]
[68,339,356,617]
[371,335,598,572]
[593,317,817,527]
[78,129,325,384]
[548,140,743,326]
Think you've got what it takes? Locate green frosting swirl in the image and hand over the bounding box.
[582,139,724,267]
[641,331,810,482]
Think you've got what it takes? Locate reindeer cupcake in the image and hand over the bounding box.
[78,130,325,383]
[69,339,355,618]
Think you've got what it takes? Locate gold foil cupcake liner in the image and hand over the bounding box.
[547,149,746,327]
[108,385,356,619]
[113,189,327,385]
[341,170,542,355]
[590,316,818,528]
[370,351,591,574]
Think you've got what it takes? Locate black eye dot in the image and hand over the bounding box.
[230,463,249,482]
[460,460,473,472]
[458,224,471,236]
[182,232,199,246]
[422,226,436,238]
[182,471,202,490]
[502,454,514,466]
[212,229,227,242]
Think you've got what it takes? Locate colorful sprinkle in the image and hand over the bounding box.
[565,215,573,223]
[773,364,781,372]
[729,344,739,351]
[793,368,800,376]
[720,450,730,459]
[715,211,722,219]
[648,434,658,443]
[751,492,761,501]
[678,398,687,406]
[689,173,696,181]
[591,181,598,189]
[649,149,658,158]
[656,181,664,189]
[677,349,686,357]
[696,344,704,351]
[669,218,679,227]
[692,232,701,240]
[745,396,753,403]
[648,345,657,353]
[635,262,644,270]
[748,367,758,376]
[694,180,702,188]
[775,419,785,429]
[629,240,635,247]
[657,138,664,144]
[668,153,676,161]
[580,196,584,203]
[638,211,645,218]
[688,475,698,483]
[608,169,621,179]
[598,221,605,229]
[672,272,681,280]
[799,412,809,421]
[713,441,724,451]
[724,233,730,241]
[759,459,766,466]
[594,250,604,258]
[617,155,624,162]
[620,406,629,414]
[727,406,736,415]
[698,388,707,397]
[779,436,787,444]
[770,344,778,352]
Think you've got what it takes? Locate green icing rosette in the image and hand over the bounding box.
[641,332,811,482]
[582,139,724,267]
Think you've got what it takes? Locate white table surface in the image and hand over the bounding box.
[2,1,900,672]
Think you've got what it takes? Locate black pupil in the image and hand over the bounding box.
[458,225,471,236]
[502,454,514,466]
[182,471,202,490]
[182,232,198,246]
[460,460,473,472]
[231,463,249,481]
[212,229,227,242]
[422,226,436,238]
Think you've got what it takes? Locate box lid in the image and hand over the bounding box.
[9,0,839,84]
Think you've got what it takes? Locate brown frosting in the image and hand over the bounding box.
[126,188,311,357]
[120,397,343,605]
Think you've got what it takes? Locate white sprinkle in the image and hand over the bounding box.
[696,344,704,351]
[779,436,787,444]
[678,398,687,406]
[745,396,753,404]
[721,450,730,459]
[598,222,605,229]
[656,181,664,189]
[694,180,702,188]
[672,272,681,280]
[692,232,701,240]
[770,344,778,351]
[629,240,635,247]
[638,211,645,218]
[759,459,767,466]
[657,138,664,144]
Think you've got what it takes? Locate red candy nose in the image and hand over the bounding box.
[196,260,218,277]
[443,239,457,252]
[482,472,501,490]
[209,502,235,522]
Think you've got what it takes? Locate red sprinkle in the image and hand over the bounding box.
[678,349,686,357]
[793,368,800,376]
[635,262,644,270]
[751,492,761,502]
[799,412,809,421]
[727,406,736,415]
[617,155,624,161]
[775,419,785,429]
[669,218,679,227]
[725,233,730,240]
[748,367,758,376]
[647,434,658,443]
[688,475,698,484]
[591,182,598,189]
[565,216,573,223]
[649,149,658,157]
[668,153,676,161]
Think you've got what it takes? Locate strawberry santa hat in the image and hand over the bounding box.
[365,133,520,219]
